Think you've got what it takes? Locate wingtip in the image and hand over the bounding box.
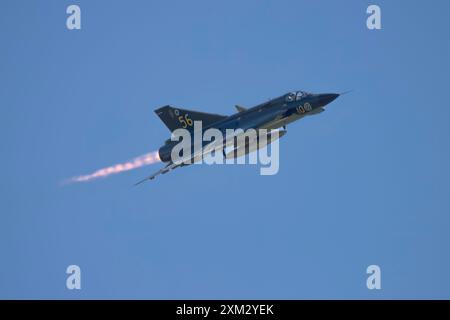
[134,178,148,186]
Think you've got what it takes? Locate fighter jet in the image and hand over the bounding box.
[135,91,340,184]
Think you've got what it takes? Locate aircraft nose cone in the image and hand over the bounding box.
[318,93,339,106]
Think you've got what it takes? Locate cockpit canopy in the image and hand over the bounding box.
[285,91,310,102]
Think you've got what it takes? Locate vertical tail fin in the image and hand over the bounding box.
[154,105,227,132]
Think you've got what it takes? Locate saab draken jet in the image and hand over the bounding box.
[136,91,340,184]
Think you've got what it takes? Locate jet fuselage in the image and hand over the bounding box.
[158,91,339,163]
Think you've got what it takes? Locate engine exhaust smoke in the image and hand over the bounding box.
[64,151,160,184]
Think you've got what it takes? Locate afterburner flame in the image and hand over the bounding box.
[65,151,160,184]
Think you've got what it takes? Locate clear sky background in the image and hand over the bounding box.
[1,0,450,299]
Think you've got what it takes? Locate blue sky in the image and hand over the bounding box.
[1,0,450,299]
